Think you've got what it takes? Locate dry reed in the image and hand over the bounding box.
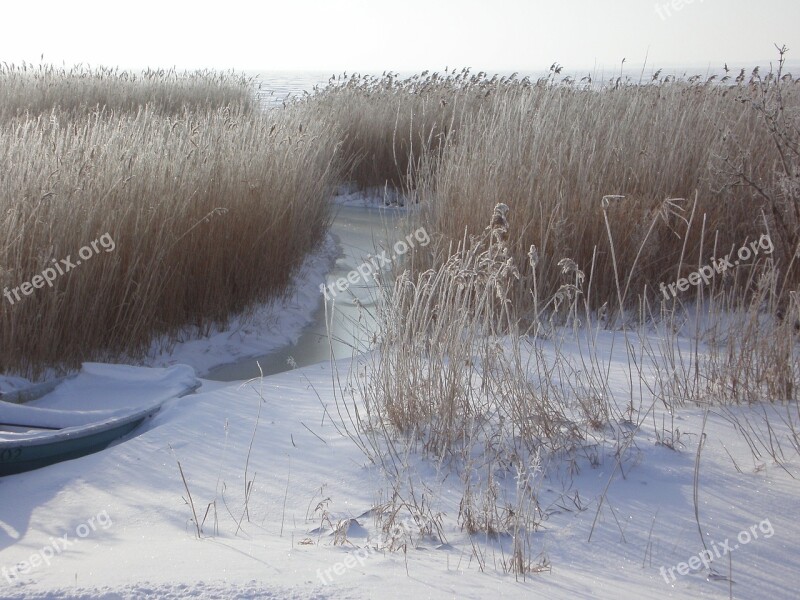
[307,64,800,313]
[0,63,255,120]
[0,70,341,376]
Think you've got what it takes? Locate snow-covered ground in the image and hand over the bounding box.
[1,198,799,599]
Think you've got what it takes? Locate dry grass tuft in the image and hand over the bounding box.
[337,204,615,571]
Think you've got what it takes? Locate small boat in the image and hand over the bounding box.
[0,383,200,476]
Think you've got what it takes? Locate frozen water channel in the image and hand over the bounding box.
[205,204,405,381]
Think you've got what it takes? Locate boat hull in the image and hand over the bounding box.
[0,402,165,476]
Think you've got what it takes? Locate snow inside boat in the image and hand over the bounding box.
[0,363,199,476]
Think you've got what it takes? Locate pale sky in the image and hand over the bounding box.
[1,0,797,73]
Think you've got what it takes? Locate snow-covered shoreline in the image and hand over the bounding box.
[1,332,798,599]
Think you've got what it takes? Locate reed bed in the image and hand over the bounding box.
[300,69,517,188]
[418,78,800,314]
[4,60,798,380]
[309,64,800,313]
[0,64,256,120]
[0,71,341,377]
